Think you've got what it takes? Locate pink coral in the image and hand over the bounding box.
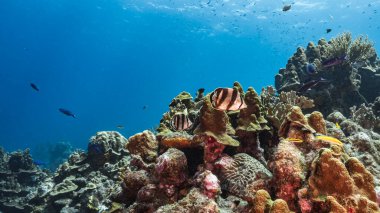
[202,172,220,199]
[154,148,188,186]
[269,139,305,211]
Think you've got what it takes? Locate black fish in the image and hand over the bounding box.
[326,28,332,33]
[322,55,347,68]
[33,160,47,166]
[211,88,247,111]
[196,88,205,100]
[30,83,39,91]
[298,78,330,93]
[282,5,291,12]
[59,108,76,118]
[170,113,193,131]
[142,105,148,110]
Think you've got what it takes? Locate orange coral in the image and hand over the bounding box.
[158,132,201,149]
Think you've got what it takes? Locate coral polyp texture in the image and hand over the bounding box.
[1,35,380,213]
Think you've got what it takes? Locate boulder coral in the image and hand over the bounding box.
[88,131,127,167]
[126,130,158,163]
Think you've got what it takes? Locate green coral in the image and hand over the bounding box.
[237,87,270,134]
[261,87,314,129]
[325,32,376,63]
[349,35,376,62]
[326,32,352,59]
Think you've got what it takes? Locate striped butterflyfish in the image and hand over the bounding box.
[210,88,247,111]
[170,113,193,131]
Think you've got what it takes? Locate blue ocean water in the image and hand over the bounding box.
[0,0,379,154]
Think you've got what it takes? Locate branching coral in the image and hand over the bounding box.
[261,87,314,129]
[325,32,352,59]
[349,35,376,63]
[325,32,376,63]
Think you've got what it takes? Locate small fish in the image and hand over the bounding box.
[315,135,343,146]
[305,63,317,75]
[142,105,148,110]
[322,55,348,68]
[286,138,303,143]
[197,88,205,97]
[326,28,332,33]
[195,88,205,101]
[170,113,193,131]
[335,122,341,129]
[282,5,291,12]
[30,83,39,91]
[33,160,47,166]
[297,78,330,93]
[59,108,76,118]
[211,88,247,111]
[116,125,124,129]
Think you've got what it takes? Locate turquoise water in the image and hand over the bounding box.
[0,0,379,152]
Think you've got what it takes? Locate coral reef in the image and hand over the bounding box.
[0,148,50,213]
[275,32,380,116]
[2,35,380,213]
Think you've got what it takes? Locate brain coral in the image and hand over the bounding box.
[215,153,272,200]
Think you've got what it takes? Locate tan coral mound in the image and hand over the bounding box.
[126,130,158,163]
[307,149,379,212]
[250,190,292,213]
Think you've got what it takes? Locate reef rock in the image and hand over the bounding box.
[155,188,219,212]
